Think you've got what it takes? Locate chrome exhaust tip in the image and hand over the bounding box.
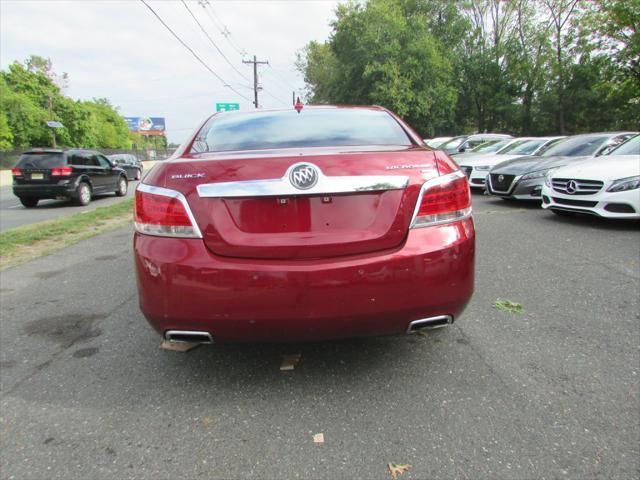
[164,330,214,344]
[406,315,453,334]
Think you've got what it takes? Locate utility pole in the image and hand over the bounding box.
[292,91,295,106]
[48,95,56,148]
[243,55,268,108]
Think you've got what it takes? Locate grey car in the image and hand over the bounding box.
[486,132,638,200]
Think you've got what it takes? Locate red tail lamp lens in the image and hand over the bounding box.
[51,166,73,176]
[134,188,201,238]
[418,175,471,216]
[412,173,472,227]
[135,190,192,226]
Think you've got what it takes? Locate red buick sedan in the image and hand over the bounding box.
[134,106,474,343]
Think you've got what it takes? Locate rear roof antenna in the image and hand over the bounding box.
[294,97,304,113]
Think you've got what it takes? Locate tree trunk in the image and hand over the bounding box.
[522,83,533,135]
[556,28,566,134]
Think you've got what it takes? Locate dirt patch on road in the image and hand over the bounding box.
[24,313,106,348]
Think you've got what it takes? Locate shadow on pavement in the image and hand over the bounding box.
[542,210,640,231]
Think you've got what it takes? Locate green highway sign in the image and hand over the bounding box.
[216,102,240,112]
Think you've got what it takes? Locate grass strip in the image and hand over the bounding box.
[0,198,134,270]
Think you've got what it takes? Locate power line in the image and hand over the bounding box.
[199,0,247,58]
[138,0,252,103]
[197,0,291,107]
[264,64,300,92]
[181,0,251,83]
[261,88,290,107]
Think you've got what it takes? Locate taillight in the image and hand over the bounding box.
[411,171,472,228]
[134,185,201,238]
[11,168,22,177]
[51,166,73,176]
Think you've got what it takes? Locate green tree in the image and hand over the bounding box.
[0,111,14,149]
[587,0,640,83]
[0,76,51,147]
[0,56,132,150]
[298,0,459,136]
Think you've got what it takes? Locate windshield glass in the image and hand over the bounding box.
[471,139,508,153]
[499,139,546,155]
[608,135,640,156]
[541,135,609,157]
[16,153,65,168]
[191,108,413,153]
[439,136,465,149]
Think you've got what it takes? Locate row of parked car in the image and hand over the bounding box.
[425,132,640,219]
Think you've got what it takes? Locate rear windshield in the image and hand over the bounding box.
[16,153,65,168]
[542,135,608,157]
[190,109,413,153]
[608,135,639,156]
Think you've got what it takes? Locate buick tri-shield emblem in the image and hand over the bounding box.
[289,164,319,190]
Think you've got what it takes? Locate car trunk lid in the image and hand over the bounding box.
[158,146,439,259]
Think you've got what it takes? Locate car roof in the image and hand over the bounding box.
[568,131,637,137]
[23,148,64,154]
[23,148,100,155]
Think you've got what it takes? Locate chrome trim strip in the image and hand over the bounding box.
[136,183,203,238]
[197,162,409,198]
[409,170,472,228]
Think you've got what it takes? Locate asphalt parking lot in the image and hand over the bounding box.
[0,192,638,480]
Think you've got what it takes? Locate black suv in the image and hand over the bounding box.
[11,149,128,208]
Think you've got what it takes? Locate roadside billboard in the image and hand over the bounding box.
[124,117,166,136]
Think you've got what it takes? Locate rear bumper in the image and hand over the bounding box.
[134,217,475,343]
[13,183,76,199]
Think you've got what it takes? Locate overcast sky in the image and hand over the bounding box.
[0,0,339,144]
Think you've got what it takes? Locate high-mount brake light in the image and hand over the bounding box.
[134,185,202,238]
[51,166,73,176]
[411,171,472,228]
